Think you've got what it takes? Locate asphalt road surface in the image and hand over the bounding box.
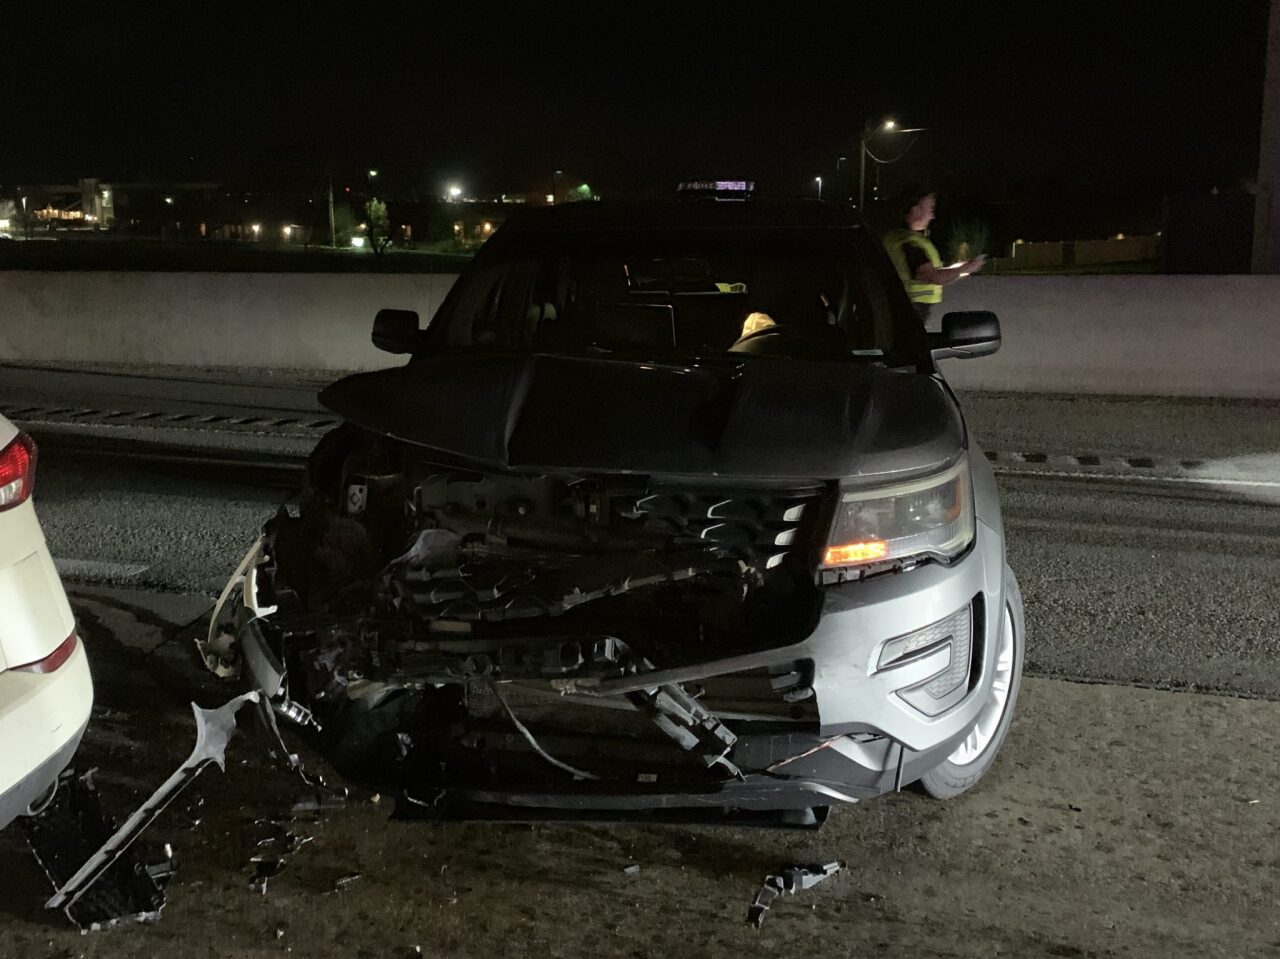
[2,368,1278,956]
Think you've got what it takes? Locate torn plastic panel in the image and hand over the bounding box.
[21,769,168,931]
[43,693,259,918]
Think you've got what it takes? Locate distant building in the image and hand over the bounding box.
[10,178,116,229]
[447,202,508,250]
[11,179,226,236]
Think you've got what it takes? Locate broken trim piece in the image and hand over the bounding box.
[747,860,844,927]
[627,677,742,778]
[45,692,260,913]
[199,537,270,679]
[22,769,168,930]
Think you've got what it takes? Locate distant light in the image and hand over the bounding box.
[250,223,261,236]
[0,218,8,230]
[545,193,555,204]
[350,236,366,248]
[883,118,897,131]
[282,226,293,239]
[358,222,367,231]
[447,184,463,200]
[1015,238,1024,245]
[1115,232,1125,240]
[679,180,754,194]
[163,196,174,206]
[368,169,379,178]
[482,221,492,234]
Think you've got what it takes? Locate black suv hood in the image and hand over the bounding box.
[319,354,963,483]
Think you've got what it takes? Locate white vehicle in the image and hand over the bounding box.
[0,416,92,831]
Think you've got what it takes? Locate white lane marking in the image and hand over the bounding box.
[54,558,151,581]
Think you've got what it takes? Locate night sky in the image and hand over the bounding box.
[3,2,1271,239]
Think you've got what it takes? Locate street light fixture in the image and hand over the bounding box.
[858,117,928,212]
[814,176,823,200]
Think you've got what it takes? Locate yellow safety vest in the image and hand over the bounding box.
[883,229,943,304]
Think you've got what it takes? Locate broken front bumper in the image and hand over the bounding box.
[226,518,1008,819]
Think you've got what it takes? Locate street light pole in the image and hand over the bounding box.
[858,125,868,211]
[327,178,336,249]
[1253,0,1280,273]
[815,176,823,199]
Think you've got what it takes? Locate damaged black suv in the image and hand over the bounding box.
[215,194,1024,825]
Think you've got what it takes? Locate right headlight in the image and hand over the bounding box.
[823,458,973,572]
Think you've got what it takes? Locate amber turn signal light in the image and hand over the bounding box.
[823,540,889,566]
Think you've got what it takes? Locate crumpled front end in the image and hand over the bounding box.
[211,426,1001,823]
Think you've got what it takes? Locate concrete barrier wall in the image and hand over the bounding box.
[0,271,459,371]
[939,275,1280,398]
[2,271,1278,397]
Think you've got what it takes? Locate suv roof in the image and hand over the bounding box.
[496,197,866,235]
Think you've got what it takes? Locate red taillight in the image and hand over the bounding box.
[0,432,37,512]
[13,631,78,674]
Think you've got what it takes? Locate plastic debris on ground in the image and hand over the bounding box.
[746,860,845,928]
[247,819,314,894]
[22,692,259,930]
[20,769,170,931]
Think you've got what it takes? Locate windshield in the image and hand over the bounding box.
[420,227,928,366]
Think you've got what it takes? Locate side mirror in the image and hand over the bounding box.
[372,308,420,354]
[929,310,1001,360]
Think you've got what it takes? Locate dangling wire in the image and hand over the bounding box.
[489,680,601,781]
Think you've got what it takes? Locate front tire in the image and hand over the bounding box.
[918,570,1025,799]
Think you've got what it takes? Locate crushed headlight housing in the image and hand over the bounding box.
[822,459,973,577]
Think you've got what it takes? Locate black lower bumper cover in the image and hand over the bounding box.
[392,774,871,828]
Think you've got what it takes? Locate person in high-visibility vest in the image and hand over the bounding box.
[882,187,986,325]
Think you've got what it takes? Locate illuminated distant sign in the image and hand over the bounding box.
[677,180,755,197]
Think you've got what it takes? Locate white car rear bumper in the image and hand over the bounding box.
[0,637,93,830]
